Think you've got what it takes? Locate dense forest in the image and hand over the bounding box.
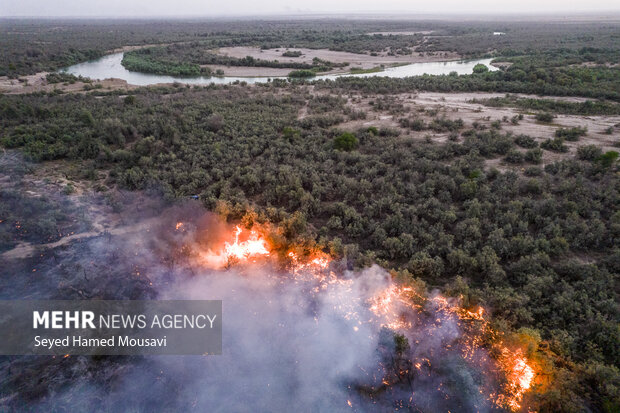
[1,81,618,411]
[1,18,619,413]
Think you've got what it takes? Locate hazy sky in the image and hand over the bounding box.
[2,0,620,17]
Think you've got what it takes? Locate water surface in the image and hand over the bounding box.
[62,52,498,86]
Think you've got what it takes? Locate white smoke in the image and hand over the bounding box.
[1,205,502,412]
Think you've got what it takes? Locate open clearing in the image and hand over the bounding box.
[215,46,459,75]
[366,31,434,35]
[311,90,620,170]
[0,72,134,94]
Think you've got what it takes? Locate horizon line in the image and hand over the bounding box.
[2,11,620,19]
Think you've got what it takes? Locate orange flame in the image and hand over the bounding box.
[370,290,536,410]
[494,348,536,410]
[193,222,536,410]
[224,226,270,261]
[288,251,330,270]
[197,225,270,268]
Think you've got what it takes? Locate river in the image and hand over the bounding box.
[61,52,498,86]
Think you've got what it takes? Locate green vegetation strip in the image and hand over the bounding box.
[471,95,620,115]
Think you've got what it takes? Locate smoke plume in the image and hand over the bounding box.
[0,198,530,412]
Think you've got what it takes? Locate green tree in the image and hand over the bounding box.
[333,132,358,151]
[473,63,489,73]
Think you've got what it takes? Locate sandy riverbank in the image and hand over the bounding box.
[214,46,460,76]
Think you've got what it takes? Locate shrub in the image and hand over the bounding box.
[399,117,426,131]
[282,126,300,140]
[597,151,619,168]
[379,127,399,137]
[79,109,95,126]
[288,69,315,78]
[535,112,555,123]
[555,126,587,141]
[523,178,543,194]
[333,132,358,151]
[206,114,224,132]
[514,134,538,148]
[366,126,378,135]
[577,145,603,161]
[525,147,543,164]
[524,166,543,176]
[63,183,75,195]
[282,50,303,57]
[473,63,489,73]
[504,149,525,164]
[541,137,568,152]
[429,117,464,132]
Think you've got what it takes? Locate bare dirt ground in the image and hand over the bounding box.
[215,46,459,75]
[202,64,292,77]
[366,31,434,35]
[1,217,160,260]
[305,89,619,172]
[0,73,134,94]
[490,61,513,69]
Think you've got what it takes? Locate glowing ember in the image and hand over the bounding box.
[194,221,536,410]
[288,251,330,271]
[368,284,423,330]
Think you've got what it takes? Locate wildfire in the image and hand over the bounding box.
[192,220,536,410]
[368,290,536,411]
[368,284,416,330]
[195,225,271,268]
[287,251,330,270]
[224,226,270,261]
[429,296,536,410]
[494,348,536,411]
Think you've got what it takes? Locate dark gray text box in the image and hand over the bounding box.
[0,300,222,355]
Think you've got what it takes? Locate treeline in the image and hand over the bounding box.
[310,48,620,102]
[122,45,346,76]
[3,19,620,76]
[417,26,620,57]
[121,52,207,77]
[470,95,620,116]
[314,58,620,102]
